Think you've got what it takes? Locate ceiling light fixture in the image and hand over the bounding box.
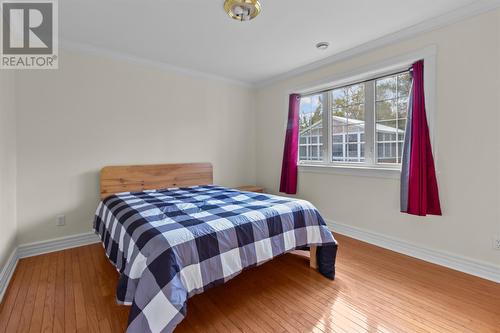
[224,0,261,22]
[316,42,330,50]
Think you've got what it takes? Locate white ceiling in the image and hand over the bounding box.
[61,0,489,84]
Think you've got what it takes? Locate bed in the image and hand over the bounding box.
[93,163,338,333]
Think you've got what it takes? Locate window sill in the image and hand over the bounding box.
[298,164,401,179]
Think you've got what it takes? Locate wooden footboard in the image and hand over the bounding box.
[310,246,318,269]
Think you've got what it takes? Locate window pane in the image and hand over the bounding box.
[299,146,307,159]
[331,88,348,108]
[377,120,397,133]
[376,76,397,101]
[346,103,365,122]
[398,72,411,98]
[332,144,344,161]
[332,107,346,118]
[330,84,365,163]
[332,125,347,162]
[377,120,397,163]
[311,146,319,159]
[347,133,358,143]
[299,94,324,161]
[332,125,347,136]
[348,144,358,157]
[347,125,363,142]
[376,100,397,121]
[397,97,408,119]
[347,84,365,105]
[375,71,411,165]
[398,118,407,132]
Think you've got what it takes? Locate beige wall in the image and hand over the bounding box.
[15,51,256,244]
[255,10,500,266]
[0,71,17,268]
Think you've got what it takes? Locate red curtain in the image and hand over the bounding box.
[404,60,442,216]
[279,94,300,194]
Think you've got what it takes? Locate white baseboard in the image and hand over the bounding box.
[327,220,500,283]
[0,248,19,302]
[0,232,100,302]
[17,232,100,259]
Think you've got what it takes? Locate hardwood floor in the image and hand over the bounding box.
[1,234,499,332]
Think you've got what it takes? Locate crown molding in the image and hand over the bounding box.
[60,40,253,88]
[256,0,500,87]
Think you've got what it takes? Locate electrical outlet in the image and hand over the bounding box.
[493,237,500,251]
[56,215,66,226]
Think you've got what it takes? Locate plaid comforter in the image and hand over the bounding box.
[93,185,337,333]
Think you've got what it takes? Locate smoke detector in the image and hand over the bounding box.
[316,42,330,50]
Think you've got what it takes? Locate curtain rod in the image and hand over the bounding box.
[299,67,413,98]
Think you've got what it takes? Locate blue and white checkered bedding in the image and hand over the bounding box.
[93,185,337,333]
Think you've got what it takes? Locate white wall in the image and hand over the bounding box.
[0,71,17,268]
[255,10,500,267]
[15,50,256,244]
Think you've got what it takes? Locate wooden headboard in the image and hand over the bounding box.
[100,163,213,199]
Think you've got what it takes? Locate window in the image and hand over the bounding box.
[298,94,324,161]
[375,72,411,164]
[331,83,365,163]
[299,70,412,168]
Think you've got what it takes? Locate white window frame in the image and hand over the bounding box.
[293,46,437,179]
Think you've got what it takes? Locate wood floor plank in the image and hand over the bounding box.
[76,247,101,333]
[71,248,95,333]
[28,253,50,333]
[53,251,66,333]
[64,249,77,333]
[81,246,113,333]
[4,257,36,332]
[16,256,43,333]
[192,294,243,333]
[88,244,127,333]
[0,259,27,332]
[41,252,58,332]
[2,234,499,333]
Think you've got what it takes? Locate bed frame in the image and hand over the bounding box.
[99,162,317,269]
